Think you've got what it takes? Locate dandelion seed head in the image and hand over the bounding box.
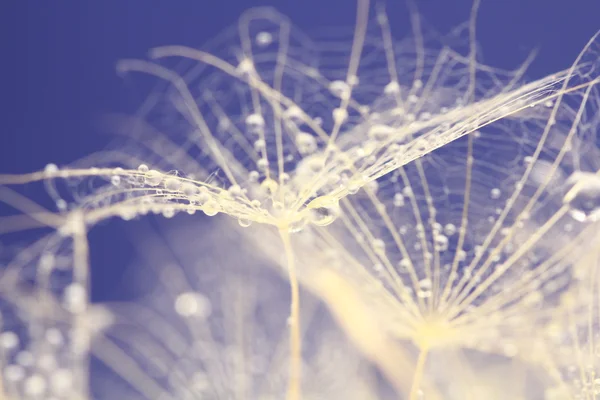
[293,40,600,355]
[1,2,600,398]
[32,1,581,235]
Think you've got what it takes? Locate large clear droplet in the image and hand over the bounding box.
[145,170,163,187]
[306,196,340,227]
[203,200,220,217]
[563,171,600,222]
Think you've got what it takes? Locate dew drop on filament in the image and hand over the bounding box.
[563,171,600,222]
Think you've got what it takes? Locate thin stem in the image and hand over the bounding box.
[409,347,429,400]
[280,227,301,400]
[71,212,91,398]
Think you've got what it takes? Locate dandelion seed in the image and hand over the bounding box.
[287,22,600,397]
[1,1,599,399]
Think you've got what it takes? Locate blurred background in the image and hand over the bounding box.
[0,0,598,303]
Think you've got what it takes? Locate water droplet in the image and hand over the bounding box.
[197,189,210,205]
[254,139,266,152]
[419,279,432,289]
[245,113,265,133]
[162,207,176,218]
[237,58,255,75]
[257,158,269,172]
[44,163,59,175]
[137,164,149,173]
[444,223,456,236]
[181,183,198,197]
[238,218,251,228]
[563,172,600,222]
[346,178,364,194]
[383,81,400,94]
[393,193,405,207]
[56,199,67,211]
[289,217,307,233]
[435,234,449,251]
[417,279,433,298]
[174,292,211,318]
[255,31,273,47]
[490,188,501,199]
[328,80,351,99]
[283,106,304,125]
[145,170,163,186]
[307,196,340,227]
[372,239,385,254]
[248,170,260,182]
[398,258,411,272]
[260,178,278,196]
[296,132,317,155]
[119,208,136,221]
[203,200,220,216]
[186,206,196,215]
[164,177,181,191]
[228,184,242,197]
[63,283,86,313]
[332,108,348,125]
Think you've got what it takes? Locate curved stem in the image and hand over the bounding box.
[409,347,429,400]
[280,227,301,400]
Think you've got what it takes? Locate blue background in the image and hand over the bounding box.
[0,0,598,301]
